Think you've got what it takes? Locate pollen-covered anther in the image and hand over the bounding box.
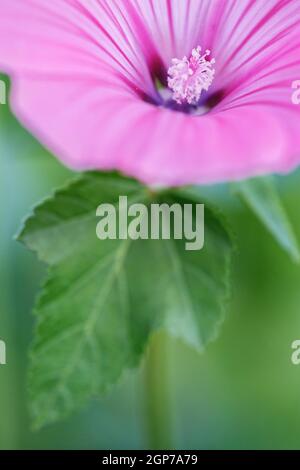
[167,46,215,105]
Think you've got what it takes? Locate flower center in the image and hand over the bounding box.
[167,46,215,106]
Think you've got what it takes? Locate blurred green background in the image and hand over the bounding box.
[1,74,300,450]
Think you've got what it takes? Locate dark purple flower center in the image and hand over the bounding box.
[144,49,224,115]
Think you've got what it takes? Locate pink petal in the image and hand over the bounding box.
[0,0,300,186]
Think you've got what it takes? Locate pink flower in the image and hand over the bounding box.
[0,0,300,186]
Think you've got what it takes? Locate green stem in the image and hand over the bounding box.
[143,332,173,449]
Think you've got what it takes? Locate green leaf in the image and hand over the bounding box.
[18,172,232,428]
[233,177,300,262]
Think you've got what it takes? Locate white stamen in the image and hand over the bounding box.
[167,46,215,105]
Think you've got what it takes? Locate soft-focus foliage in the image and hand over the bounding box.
[233,178,300,262]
